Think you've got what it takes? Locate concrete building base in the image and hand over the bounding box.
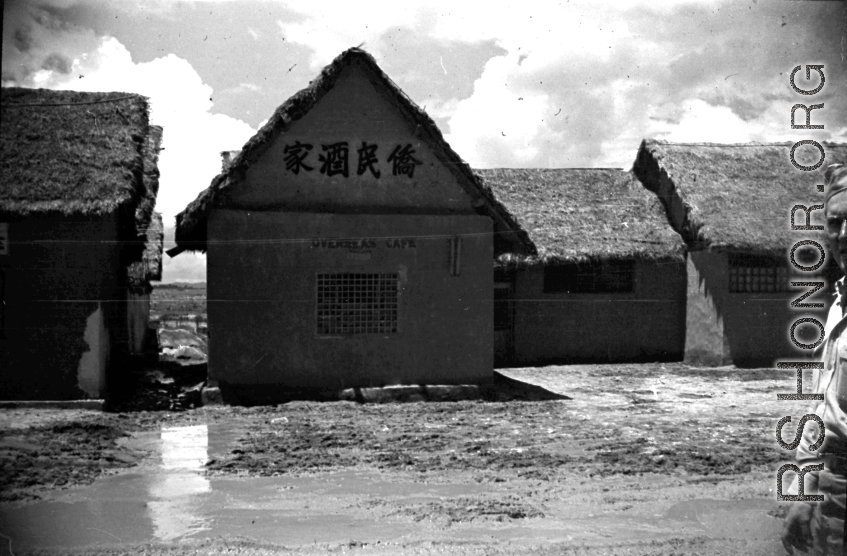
[338,384,482,403]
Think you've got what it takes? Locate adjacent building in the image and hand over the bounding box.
[171,48,530,401]
[0,88,163,400]
[478,168,687,366]
[633,139,847,366]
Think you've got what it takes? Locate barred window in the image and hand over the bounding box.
[543,261,635,294]
[316,273,398,335]
[728,254,789,293]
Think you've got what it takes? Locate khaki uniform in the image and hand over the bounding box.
[790,280,847,554]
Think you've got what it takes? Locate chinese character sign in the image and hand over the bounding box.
[318,142,349,177]
[283,141,314,175]
[356,142,381,178]
[387,144,423,178]
[281,141,422,180]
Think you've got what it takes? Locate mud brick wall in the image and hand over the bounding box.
[0,214,124,400]
[504,259,687,365]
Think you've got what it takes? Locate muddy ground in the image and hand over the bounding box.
[0,363,806,555]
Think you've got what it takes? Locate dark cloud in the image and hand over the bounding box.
[13,26,34,52]
[41,52,71,74]
[2,0,100,86]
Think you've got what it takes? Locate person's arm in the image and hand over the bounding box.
[781,356,828,554]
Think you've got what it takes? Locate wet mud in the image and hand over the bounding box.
[0,363,798,555]
[0,418,141,502]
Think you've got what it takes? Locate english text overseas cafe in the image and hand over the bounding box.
[171,48,531,401]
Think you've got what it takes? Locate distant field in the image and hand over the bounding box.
[151,282,207,319]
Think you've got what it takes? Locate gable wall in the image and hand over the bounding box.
[206,209,493,394]
[223,66,477,214]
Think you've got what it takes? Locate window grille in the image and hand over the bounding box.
[543,261,635,294]
[316,273,398,335]
[728,254,789,293]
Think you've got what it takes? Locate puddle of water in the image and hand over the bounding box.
[0,423,486,549]
[0,424,213,548]
[665,498,782,540]
[255,472,490,499]
[148,425,211,540]
[0,422,786,550]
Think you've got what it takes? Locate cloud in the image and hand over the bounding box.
[225,82,261,94]
[2,0,100,83]
[11,36,256,220]
[277,0,423,68]
[2,1,256,281]
[41,52,72,73]
[4,0,845,280]
[444,51,561,167]
[161,226,207,283]
[444,2,846,168]
[272,0,845,169]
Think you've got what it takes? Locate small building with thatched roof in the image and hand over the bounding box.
[477,168,688,365]
[0,87,163,400]
[633,139,847,367]
[171,48,530,401]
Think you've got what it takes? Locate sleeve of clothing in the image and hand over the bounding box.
[785,287,844,499]
[785,387,824,499]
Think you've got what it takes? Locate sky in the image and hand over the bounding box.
[2,0,845,282]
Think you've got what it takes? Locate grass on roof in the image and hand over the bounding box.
[1,88,150,217]
[633,140,847,256]
[477,168,685,265]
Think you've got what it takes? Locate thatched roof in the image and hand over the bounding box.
[136,124,163,238]
[126,123,164,293]
[220,150,240,172]
[172,48,532,257]
[1,88,155,223]
[1,87,164,291]
[127,212,163,291]
[633,139,847,256]
[476,168,685,266]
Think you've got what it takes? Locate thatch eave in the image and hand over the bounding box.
[496,248,686,270]
[0,198,129,218]
[479,168,685,265]
[1,88,152,217]
[633,138,846,255]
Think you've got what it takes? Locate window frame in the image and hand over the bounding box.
[543,260,635,294]
[315,272,400,337]
[727,253,790,293]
